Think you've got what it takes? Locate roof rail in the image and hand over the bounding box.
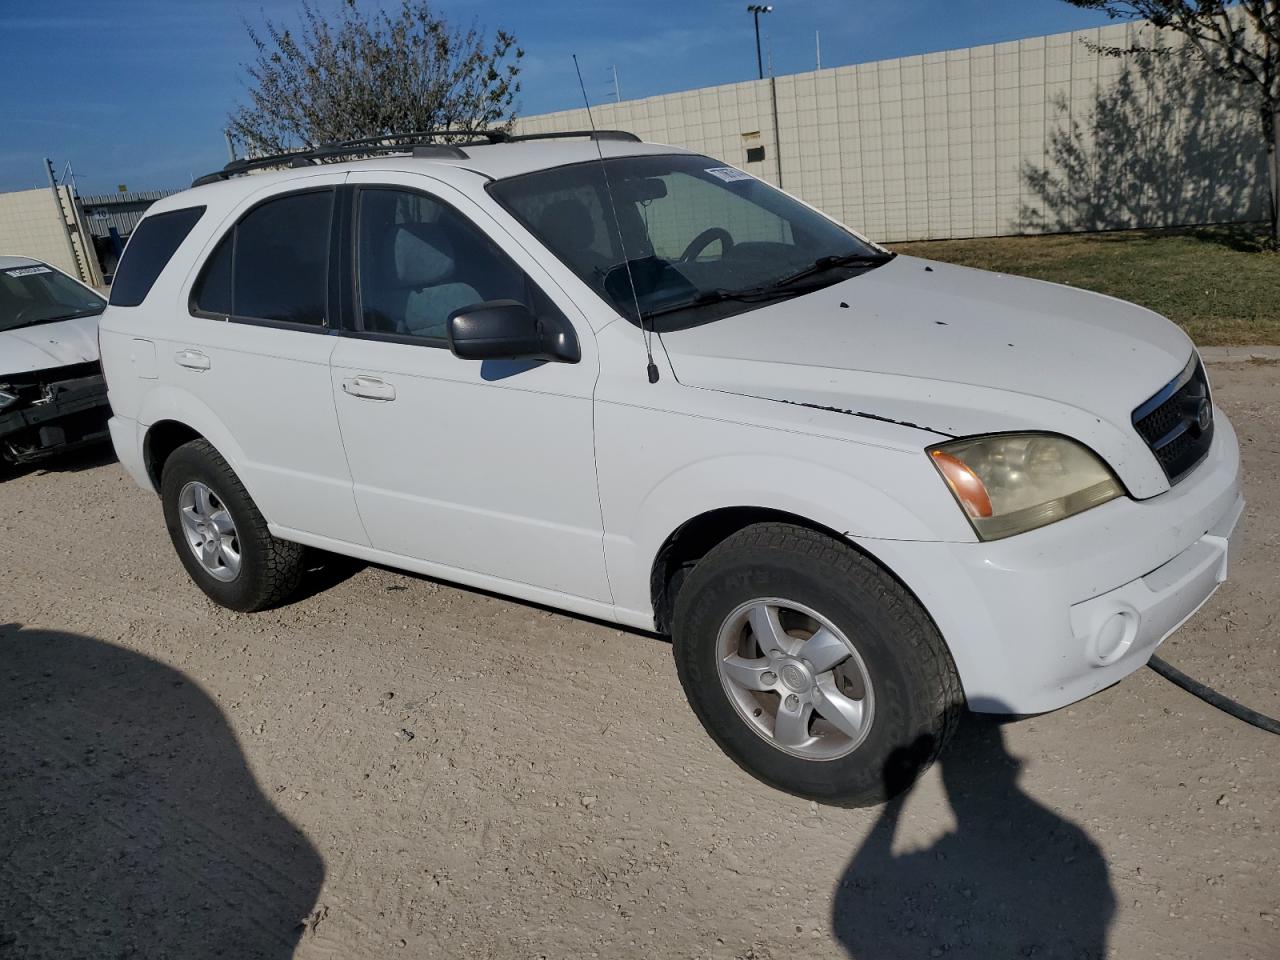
[190,128,643,187]
[191,129,503,187]
[329,129,509,149]
[508,130,640,144]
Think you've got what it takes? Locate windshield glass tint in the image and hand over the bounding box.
[0,264,106,332]
[489,154,882,329]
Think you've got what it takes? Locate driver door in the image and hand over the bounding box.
[329,172,611,602]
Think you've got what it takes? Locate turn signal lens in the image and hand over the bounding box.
[930,450,993,519]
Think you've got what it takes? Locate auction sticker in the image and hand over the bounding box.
[4,266,52,277]
[705,166,754,183]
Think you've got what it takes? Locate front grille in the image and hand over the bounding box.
[1132,355,1213,484]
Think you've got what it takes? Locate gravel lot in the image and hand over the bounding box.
[1,359,1277,960]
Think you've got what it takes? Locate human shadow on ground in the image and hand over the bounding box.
[0,623,324,959]
[832,715,1115,959]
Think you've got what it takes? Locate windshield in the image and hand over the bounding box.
[488,154,890,331]
[0,263,106,333]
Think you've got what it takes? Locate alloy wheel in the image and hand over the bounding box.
[177,480,242,583]
[716,597,875,760]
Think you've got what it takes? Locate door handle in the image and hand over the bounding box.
[175,349,211,371]
[341,376,396,401]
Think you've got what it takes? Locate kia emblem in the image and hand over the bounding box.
[1195,398,1212,432]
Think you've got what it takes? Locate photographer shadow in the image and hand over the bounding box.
[0,623,323,959]
[833,716,1115,959]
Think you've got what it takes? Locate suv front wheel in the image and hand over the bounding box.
[671,523,963,806]
[160,438,304,612]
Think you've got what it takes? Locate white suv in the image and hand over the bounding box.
[99,131,1242,805]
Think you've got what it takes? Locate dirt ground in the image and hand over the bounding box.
[1,360,1277,960]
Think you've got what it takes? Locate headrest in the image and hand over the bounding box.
[394,224,455,287]
[538,198,596,252]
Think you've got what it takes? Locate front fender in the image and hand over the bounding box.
[600,442,973,623]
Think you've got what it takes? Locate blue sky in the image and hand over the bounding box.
[0,0,1121,195]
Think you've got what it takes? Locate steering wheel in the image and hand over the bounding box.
[680,227,735,263]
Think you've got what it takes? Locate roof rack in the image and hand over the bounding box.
[190,128,642,187]
[507,130,640,144]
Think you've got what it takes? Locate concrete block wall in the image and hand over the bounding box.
[0,187,81,276]
[515,20,1267,242]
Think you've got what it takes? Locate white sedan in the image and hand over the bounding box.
[0,256,111,469]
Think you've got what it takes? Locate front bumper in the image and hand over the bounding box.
[0,372,111,464]
[858,408,1243,714]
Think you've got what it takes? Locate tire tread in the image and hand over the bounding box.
[672,522,963,805]
[162,439,304,612]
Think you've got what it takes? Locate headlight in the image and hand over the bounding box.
[928,433,1124,540]
[0,388,18,412]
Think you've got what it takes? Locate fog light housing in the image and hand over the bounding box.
[1090,609,1139,666]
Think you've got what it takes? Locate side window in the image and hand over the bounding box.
[191,190,332,326]
[355,187,554,342]
[109,206,205,307]
[191,234,232,315]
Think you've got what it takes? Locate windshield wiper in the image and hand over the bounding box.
[640,286,797,321]
[4,308,103,331]
[637,252,897,322]
[768,251,895,289]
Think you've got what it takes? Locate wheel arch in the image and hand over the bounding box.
[137,386,254,499]
[143,420,202,490]
[616,450,955,631]
[649,505,915,635]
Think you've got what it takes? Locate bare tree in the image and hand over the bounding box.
[228,0,523,155]
[1062,1,1279,243]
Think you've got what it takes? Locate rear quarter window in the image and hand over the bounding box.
[109,206,206,307]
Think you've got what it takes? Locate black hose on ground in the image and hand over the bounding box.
[1148,655,1280,736]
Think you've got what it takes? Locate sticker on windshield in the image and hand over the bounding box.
[4,266,52,277]
[705,166,753,183]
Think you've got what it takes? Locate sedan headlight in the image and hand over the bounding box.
[928,433,1124,540]
[0,388,18,412]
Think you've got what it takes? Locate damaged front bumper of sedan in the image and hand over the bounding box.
[0,361,111,465]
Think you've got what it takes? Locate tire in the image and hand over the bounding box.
[160,438,304,612]
[671,522,962,806]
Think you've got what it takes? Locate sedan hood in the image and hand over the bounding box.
[0,314,101,377]
[661,256,1192,498]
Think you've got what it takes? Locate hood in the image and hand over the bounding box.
[0,314,102,377]
[661,256,1192,498]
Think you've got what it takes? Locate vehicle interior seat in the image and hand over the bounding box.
[362,223,482,340]
[535,198,618,283]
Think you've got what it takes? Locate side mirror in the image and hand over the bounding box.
[446,300,579,363]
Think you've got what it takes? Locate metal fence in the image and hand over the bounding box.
[78,190,176,240]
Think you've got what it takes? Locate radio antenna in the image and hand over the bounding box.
[572,54,659,384]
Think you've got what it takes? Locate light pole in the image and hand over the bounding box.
[747,4,772,81]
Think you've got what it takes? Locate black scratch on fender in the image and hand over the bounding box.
[756,395,957,437]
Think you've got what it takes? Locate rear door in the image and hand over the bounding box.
[328,171,609,601]
[165,174,367,546]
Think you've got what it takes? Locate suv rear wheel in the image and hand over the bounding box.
[160,438,304,612]
[671,522,962,806]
